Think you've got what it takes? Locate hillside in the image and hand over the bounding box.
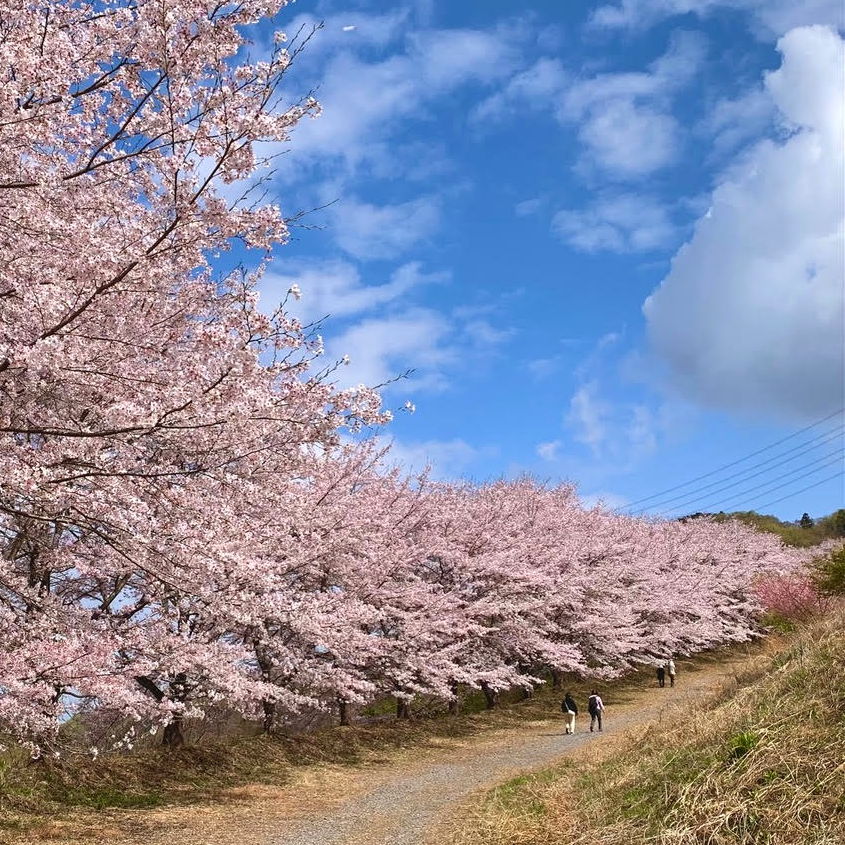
[687,508,845,548]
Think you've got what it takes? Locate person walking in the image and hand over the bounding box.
[667,658,676,687]
[561,692,578,735]
[656,664,666,688]
[587,690,604,732]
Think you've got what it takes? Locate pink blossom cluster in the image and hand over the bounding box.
[0,0,833,748]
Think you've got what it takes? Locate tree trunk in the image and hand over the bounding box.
[448,682,460,715]
[395,697,411,719]
[162,716,185,748]
[338,698,350,726]
[162,672,187,748]
[550,669,562,690]
[255,642,277,734]
[480,681,498,710]
[262,698,277,733]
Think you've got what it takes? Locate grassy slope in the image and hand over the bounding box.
[447,610,845,845]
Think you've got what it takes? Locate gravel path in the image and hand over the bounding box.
[267,654,755,845]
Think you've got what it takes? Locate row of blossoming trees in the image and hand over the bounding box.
[0,0,829,750]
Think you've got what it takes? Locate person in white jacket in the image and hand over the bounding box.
[666,658,677,687]
[561,692,578,735]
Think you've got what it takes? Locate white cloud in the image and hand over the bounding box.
[536,440,563,461]
[463,319,514,347]
[567,378,663,465]
[472,33,703,178]
[579,490,628,509]
[558,31,706,178]
[262,260,446,324]
[698,87,775,158]
[553,193,676,252]
[527,354,567,380]
[515,197,544,217]
[330,195,441,260]
[378,436,493,479]
[579,100,680,177]
[568,381,610,455]
[319,298,509,394]
[281,19,520,180]
[589,0,844,39]
[644,25,845,420]
[259,252,510,398]
[408,27,520,89]
[471,57,567,123]
[327,310,455,392]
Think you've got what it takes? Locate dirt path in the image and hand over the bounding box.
[23,648,770,845]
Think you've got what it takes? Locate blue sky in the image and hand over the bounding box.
[247,0,844,520]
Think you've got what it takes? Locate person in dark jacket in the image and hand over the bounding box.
[561,692,578,734]
[587,690,604,732]
[656,664,666,688]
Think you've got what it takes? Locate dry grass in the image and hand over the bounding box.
[445,612,845,845]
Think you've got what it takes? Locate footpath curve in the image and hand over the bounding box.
[27,648,769,845]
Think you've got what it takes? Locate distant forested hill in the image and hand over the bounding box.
[682,509,845,548]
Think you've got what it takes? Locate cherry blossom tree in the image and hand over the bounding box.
[0,0,384,746]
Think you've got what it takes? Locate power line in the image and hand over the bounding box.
[665,452,844,517]
[644,442,844,517]
[629,424,844,515]
[750,470,845,512]
[620,408,844,512]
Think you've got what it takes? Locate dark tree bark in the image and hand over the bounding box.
[550,669,562,690]
[338,698,351,726]
[480,681,499,710]
[161,672,188,748]
[262,698,277,733]
[448,682,460,715]
[162,716,185,748]
[254,644,277,733]
[395,697,411,719]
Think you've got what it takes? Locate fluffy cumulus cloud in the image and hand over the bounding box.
[567,380,661,463]
[553,193,676,252]
[326,309,456,391]
[376,435,495,479]
[262,260,447,324]
[281,15,521,180]
[330,194,441,260]
[559,30,706,178]
[472,31,704,179]
[589,0,844,38]
[644,25,845,420]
